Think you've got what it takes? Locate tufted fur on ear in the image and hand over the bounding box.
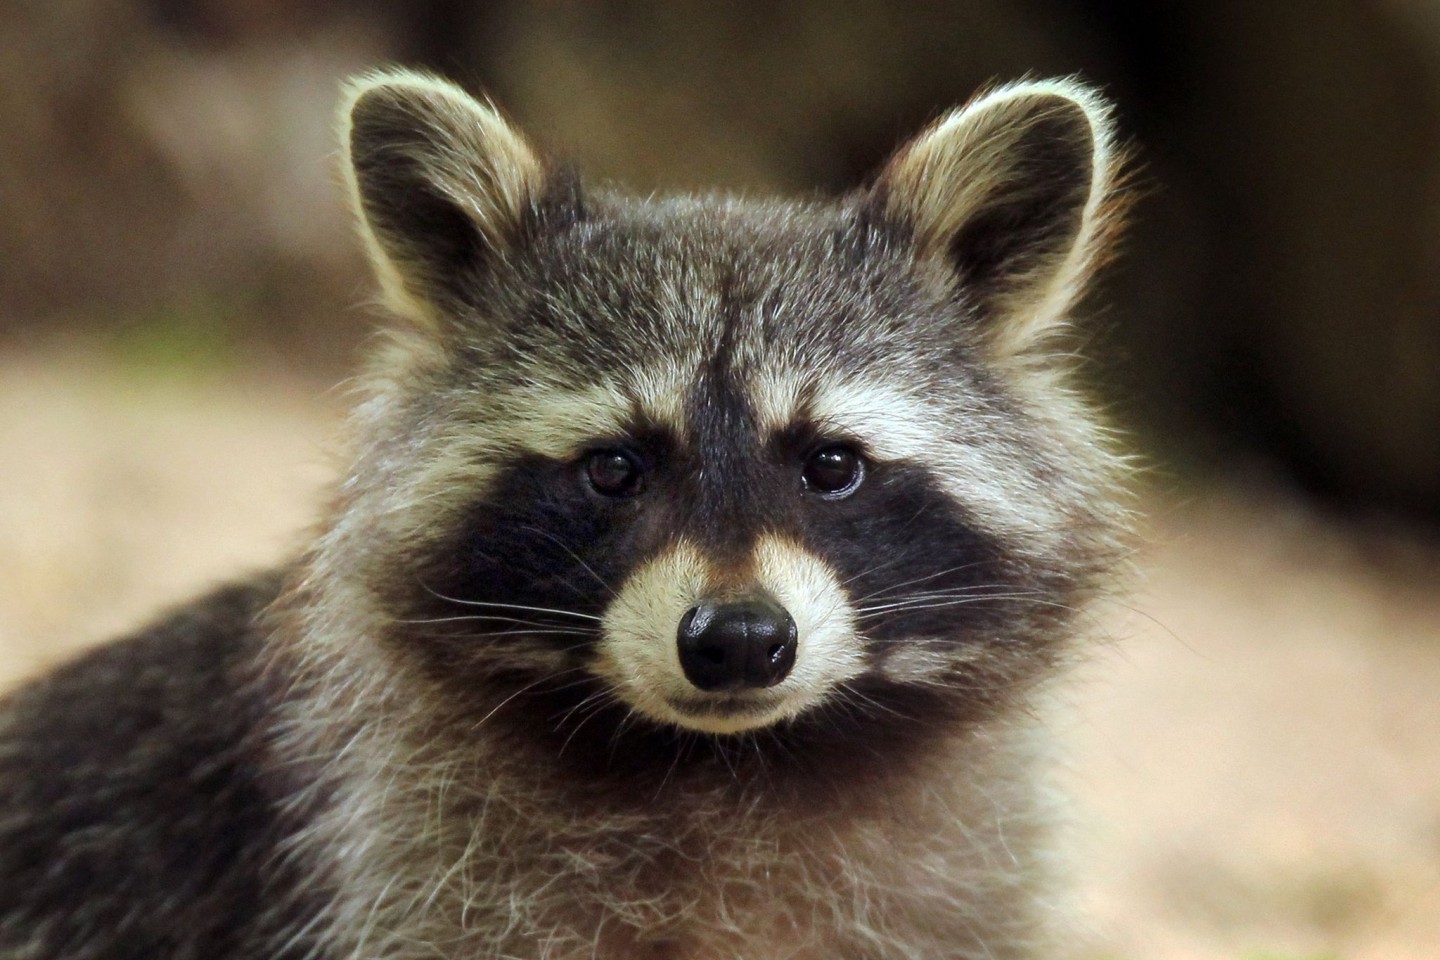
[871,78,1123,357]
[341,69,568,332]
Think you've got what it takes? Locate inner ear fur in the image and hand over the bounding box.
[872,79,1122,357]
[341,69,560,330]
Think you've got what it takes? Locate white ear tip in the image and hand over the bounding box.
[875,76,1124,356]
[960,76,1117,159]
[338,69,547,333]
[342,68,473,113]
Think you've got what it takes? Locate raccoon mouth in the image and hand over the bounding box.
[664,692,785,721]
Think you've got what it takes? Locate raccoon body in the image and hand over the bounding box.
[0,71,1128,959]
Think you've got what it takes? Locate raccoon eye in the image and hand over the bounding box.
[585,449,643,498]
[802,445,864,497]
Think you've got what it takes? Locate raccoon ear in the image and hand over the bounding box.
[341,70,571,330]
[870,79,1121,356]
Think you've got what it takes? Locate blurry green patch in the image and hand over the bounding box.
[105,296,243,379]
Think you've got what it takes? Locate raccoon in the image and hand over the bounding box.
[0,70,1129,959]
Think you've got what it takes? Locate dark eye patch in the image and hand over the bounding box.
[416,456,617,623]
[795,459,1016,643]
[767,422,1016,639]
[392,425,681,664]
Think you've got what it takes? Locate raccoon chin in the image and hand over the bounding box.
[602,670,822,736]
[655,690,805,736]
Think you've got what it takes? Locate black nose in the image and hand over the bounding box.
[676,597,798,692]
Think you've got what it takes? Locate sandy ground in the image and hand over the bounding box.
[1,347,1437,958]
[1070,493,1440,959]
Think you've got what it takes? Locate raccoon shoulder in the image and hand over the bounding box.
[0,570,319,960]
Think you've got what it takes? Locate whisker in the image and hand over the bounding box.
[517,525,618,599]
[856,592,1050,617]
[856,584,1041,608]
[554,688,623,757]
[833,683,909,721]
[467,673,566,731]
[857,601,1064,620]
[389,613,598,632]
[850,561,993,602]
[408,629,596,643]
[418,582,604,622]
[1086,594,1190,651]
[838,551,918,590]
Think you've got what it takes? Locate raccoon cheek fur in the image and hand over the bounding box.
[0,67,1132,960]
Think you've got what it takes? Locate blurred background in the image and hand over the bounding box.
[1,2,1438,958]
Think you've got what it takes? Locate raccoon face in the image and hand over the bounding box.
[336,72,1124,741]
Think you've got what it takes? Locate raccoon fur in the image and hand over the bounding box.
[0,70,1130,959]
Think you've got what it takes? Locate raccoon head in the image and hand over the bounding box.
[328,70,1126,749]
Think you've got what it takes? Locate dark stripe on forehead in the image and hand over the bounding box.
[678,349,787,566]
